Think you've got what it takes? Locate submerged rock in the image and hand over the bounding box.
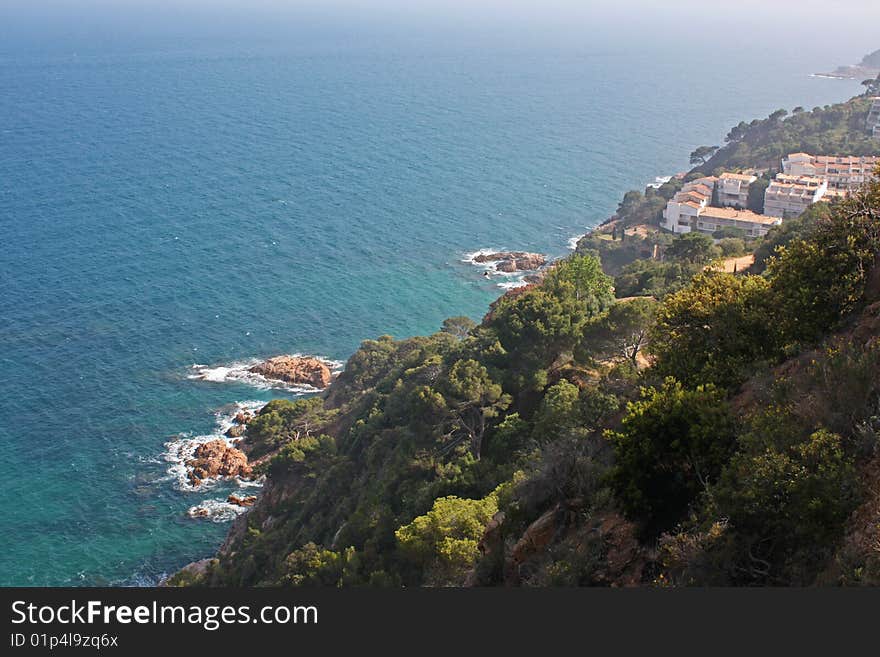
[186,440,252,486]
[249,355,332,389]
[474,251,546,272]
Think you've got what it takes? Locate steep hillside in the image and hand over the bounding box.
[168,172,880,588]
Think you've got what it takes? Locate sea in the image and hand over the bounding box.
[0,17,864,585]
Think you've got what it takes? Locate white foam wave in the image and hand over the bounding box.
[461,247,507,271]
[162,400,267,492]
[188,354,343,393]
[496,278,530,291]
[187,499,250,523]
[464,248,540,285]
[567,234,583,250]
[214,399,267,437]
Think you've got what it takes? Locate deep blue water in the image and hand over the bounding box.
[0,31,863,584]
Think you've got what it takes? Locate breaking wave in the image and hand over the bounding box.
[187,499,251,523]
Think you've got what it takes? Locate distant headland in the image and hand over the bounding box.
[816,47,880,79]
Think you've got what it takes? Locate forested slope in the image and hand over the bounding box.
[171,173,880,587]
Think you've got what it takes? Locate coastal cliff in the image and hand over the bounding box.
[170,93,880,588]
[818,48,880,79]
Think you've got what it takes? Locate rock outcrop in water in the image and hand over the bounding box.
[474,251,546,273]
[186,440,252,487]
[225,410,254,438]
[249,355,332,389]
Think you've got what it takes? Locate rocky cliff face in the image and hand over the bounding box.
[468,501,647,587]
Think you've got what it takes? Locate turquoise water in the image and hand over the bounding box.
[0,26,862,584]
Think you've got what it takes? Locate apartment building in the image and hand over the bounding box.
[783,153,880,191]
[715,172,757,208]
[663,175,779,237]
[661,177,715,234]
[695,207,780,238]
[763,173,828,218]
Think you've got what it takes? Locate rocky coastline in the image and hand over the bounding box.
[174,355,340,526]
[472,251,547,273]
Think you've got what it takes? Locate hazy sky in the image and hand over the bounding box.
[2,0,879,61]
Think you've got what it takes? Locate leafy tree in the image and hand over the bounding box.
[617,190,646,217]
[690,145,719,166]
[441,316,476,340]
[665,232,718,265]
[696,98,880,173]
[765,176,880,346]
[769,108,788,122]
[439,359,511,459]
[609,187,672,227]
[613,258,695,299]
[713,429,858,583]
[395,492,500,585]
[650,271,777,389]
[246,397,333,459]
[280,543,357,587]
[326,334,399,403]
[484,412,533,463]
[544,253,615,311]
[532,380,582,441]
[268,433,337,476]
[717,237,747,258]
[751,202,829,272]
[576,228,674,277]
[488,256,612,392]
[746,176,769,214]
[724,122,746,144]
[607,378,737,535]
[580,298,657,366]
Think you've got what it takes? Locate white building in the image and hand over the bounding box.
[662,177,715,234]
[695,207,780,238]
[716,172,757,208]
[663,175,779,237]
[763,173,828,218]
[783,153,880,192]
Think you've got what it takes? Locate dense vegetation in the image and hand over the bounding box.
[693,95,878,173]
[168,169,880,588]
[169,83,880,587]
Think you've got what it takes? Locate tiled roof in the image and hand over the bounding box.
[699,207,779,225]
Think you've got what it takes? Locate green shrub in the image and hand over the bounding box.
[606,378,737,535]
[650,271,778,389]
[395,490,500,586]
[713,429,859,583]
